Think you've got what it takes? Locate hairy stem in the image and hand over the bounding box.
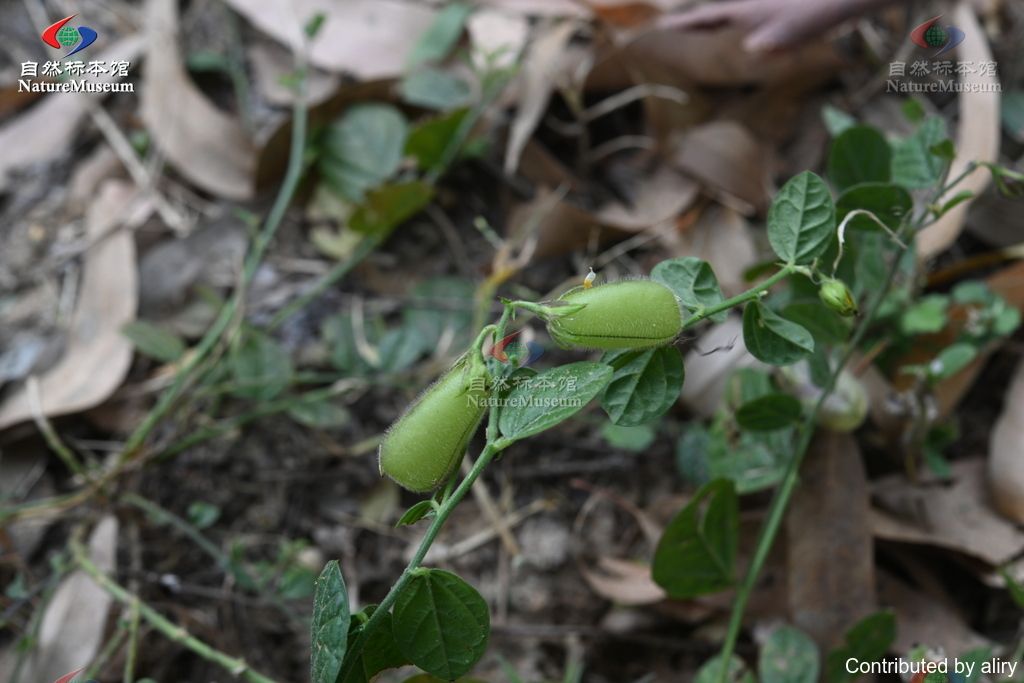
[682,265,795,330]
[715,246,906,680]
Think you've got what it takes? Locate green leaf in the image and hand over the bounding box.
[401,676,487,683]
[828,126,891,191]
[652,479,738,598]
[835,182,912,232]
[891,117,949,189]
[402,277,476,354]
[1003,90,1024,141]
[396,500,435,527]
[406,108,470,173]
[676,418,793,494]
[406,2,473,68]
[735,393,802,431]
[499,362,613,441]
[825,610,896,683]
[901,98,926,124]
[760,625,820,683]
[400,67,472,111]
[822,105,857,137]
[121,321,186,362]
[930,342,977,379]
[767,171,836,264]
[392,569,489,680]
[321,104,408,202]
[694,655,754,683]
[323,314,370,375]
[781,301,850,345]
[350,181,435,237]
[340,607,410,683]
[311,560,350,683]
[651,257,727,323]
[743,302,814,366]
[287,397,351,429]
[229,330,293,401]
[186,501,220,529]
[601,423,657,451]
[900,294,949,335]
[936,190,974,217]
[600,347,684,426]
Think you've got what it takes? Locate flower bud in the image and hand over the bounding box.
[818,277,858,317]
[378,356,489,492]
[547,280,683,350]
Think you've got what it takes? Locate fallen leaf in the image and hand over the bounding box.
[18,517,118,683]
[142,0,256,200]
[0,181,140,429]
[787,432,876,651]
[248,40,340,106]
[580,556,666,606]
[988,358,1024,523]
[595,164,699,231]
[878,571,990,656]
[467,8,530,71]
[872,459,1024,566]
[672,121,773,214]
[504,19,581,175]
[916,3,1001,260]
[478,0,590,18]
[224,0,437,79]
[0,36,143,193]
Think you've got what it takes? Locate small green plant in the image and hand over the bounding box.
[307,106,1022,683]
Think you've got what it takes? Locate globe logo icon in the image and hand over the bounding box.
[910,15,966,56]
[40,14,98,57]
[923,24,947,48]
[56,25,79,47]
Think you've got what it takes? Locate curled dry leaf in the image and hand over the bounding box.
[223,0,436,79]
[0,36,143,193]
[505,19,581,175]
[580,556,667,606]
[988,358,1024,523]
[872,459,1024,566]
[0,181,140,429]
[916,3,1000,261]
[142,0,255,200]
[787,432,875,650]
[660,204,758,296]
[18,517,118,683]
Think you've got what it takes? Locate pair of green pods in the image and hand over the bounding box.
[379,280,683,492]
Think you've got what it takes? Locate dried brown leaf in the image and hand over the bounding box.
[0,181,140,429]
[142,0,255,200]
[988,358,1024,523]
[872,459,1024,566]
[18,517,118,683]
[0,36,142,193]
[223,0,437,78]
[787,432,875,650]
[917,3,1001,260]
[672,121,773,214]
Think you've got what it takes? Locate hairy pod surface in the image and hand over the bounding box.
[378,357,490,492]
[547,280,683,350]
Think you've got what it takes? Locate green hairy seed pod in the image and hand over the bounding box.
[378,356,490,493]
[547,280,683,350]
[819,277,858,317]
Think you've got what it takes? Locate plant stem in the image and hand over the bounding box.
[70,531,280,683]
[336,437,511,683]
[715,246,906,681]
[120,52,311,461]
[337,305,516,682]
[682,265,794,330]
